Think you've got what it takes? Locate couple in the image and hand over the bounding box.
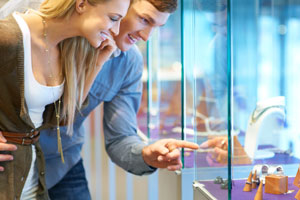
[0,0,199,199]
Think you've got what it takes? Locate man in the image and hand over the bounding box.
[0,0,199,199]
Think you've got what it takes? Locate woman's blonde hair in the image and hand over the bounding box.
[39,0,107,135]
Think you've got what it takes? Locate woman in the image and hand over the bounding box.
[0,0,129,199]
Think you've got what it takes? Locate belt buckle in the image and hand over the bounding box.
[30,133,35,139]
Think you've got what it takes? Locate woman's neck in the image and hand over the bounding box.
[20,12,81,48]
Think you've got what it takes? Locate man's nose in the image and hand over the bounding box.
[139,27,154,41]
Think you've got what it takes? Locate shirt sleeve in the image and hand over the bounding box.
[103,50,156,175]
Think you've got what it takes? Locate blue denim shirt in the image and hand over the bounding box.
[39,46,156,189]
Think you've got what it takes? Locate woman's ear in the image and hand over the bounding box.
[75,0,88,14]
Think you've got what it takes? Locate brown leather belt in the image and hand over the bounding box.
[2,131,40,145]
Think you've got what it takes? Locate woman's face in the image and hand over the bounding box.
[77,0,130,48]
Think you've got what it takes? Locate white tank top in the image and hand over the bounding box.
[14,12,64,128]
[13,12,64,199]
[18,16,64,128]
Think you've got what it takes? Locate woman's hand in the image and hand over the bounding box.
[83,34,117,101]
[0,131,17,171]
[96,34,117,68]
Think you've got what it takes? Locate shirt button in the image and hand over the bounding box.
[40,171,45,176]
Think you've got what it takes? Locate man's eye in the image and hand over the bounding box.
[140,17,149,25]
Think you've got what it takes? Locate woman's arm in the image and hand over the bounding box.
[83,36,117,101]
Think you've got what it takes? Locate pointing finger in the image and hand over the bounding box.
[166,140,199,151]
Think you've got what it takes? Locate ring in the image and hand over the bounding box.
[220,139,227,150]
[221,140,226,146]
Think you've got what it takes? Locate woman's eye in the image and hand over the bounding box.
[110,17,119,22]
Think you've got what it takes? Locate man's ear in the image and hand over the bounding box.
[75,0,88,14]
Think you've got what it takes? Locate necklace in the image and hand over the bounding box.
[42,17,65,163]
[41,19,62,80]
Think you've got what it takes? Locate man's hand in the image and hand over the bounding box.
[0,131,17,171]
[142,139,199,171]
[199,136,228,150]
[199,136,228,165]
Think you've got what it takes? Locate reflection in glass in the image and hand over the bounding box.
[146,6,182,141]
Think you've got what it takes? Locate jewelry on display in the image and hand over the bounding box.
[42,17,65,163]
[251,164,284,184]
[221,180,229,190]
[214,176,224,184]
[243,172,253,192]
[252,170,259,189]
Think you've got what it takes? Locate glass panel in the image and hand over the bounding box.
[147,5,182,141]
[230,0,300,199]
[137,41,149,137]
[190,0,229,198]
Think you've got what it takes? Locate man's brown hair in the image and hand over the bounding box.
[144,0,178,13]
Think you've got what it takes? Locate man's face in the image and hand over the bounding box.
[114,0,170,51]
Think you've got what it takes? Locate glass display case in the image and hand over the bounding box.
[137,2,189,161]
[193,0,300,200]
[187,0,230,199]
[137,0,199,169]
[137,0,300,199]
[141,6,182,141]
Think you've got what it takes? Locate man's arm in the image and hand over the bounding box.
[103,48,155,175]
[103,47,199,174]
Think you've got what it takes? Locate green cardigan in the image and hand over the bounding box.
[0,15,60,200]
